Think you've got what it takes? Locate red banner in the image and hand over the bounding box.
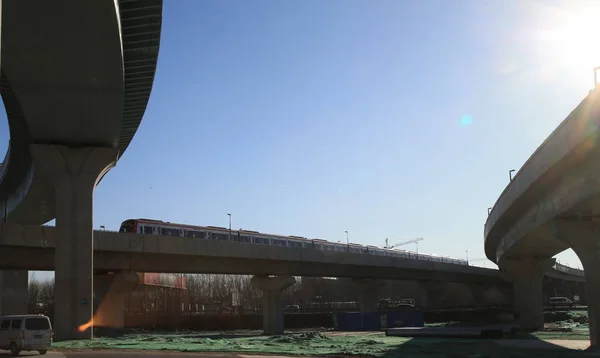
[138,273,187,289]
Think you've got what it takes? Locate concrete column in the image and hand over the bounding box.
[93,271,139,337]
[470,285,488,307]
[353,279,384,313]
[30,144,118,341]
[0,271,28,315]
[420,282,444,309]
[499,257,555,331]
[553,220,600,348]
[251,275,295,335]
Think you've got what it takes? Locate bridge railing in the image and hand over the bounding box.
[553,262,585,276]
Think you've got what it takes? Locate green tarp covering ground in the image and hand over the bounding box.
[52,311,592,357]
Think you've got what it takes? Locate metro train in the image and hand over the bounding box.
[119,218,468,266]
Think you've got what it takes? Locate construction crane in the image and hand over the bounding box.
[384,237,424,250]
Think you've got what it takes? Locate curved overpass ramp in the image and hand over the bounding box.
[0,0,162,224]
[484,86,600,345]
[0,0,163,341]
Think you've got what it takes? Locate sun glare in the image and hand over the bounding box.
[536,2,600,74]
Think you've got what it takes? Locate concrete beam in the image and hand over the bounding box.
[0,223,510,284]
[30,144,118,341]
[251,275,295,335]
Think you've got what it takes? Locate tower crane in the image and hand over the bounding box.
[384,237,424,249]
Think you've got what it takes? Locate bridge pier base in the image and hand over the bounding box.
[93,271,139,337]
[0,271,28,315]
[499,257,555,331]
[30,144,118,341]
[353,279,384,312]
[251,275,295,335]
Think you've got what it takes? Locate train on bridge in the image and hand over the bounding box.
[119,218,468,265]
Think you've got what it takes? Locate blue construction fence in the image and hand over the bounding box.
[333,310,424,331]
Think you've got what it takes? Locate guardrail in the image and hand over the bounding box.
[553,262,585,276]
[468,260,584,277]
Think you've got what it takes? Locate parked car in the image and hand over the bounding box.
[548,296,574,309]
[0,314,52,356]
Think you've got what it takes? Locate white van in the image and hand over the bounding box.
[0,314,52,356]
[549,296,575,309]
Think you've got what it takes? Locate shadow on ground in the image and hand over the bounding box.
[378,336,588,358]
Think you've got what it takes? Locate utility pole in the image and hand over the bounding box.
[227,213,232,241]
[345,231,349,252]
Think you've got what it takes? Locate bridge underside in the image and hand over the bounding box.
[487,89,600,347]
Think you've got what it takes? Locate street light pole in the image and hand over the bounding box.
[345,230,349,252]
[416,241,419,259]
[227,213,232,241]
[509,169,516,181]
[465,250,469,265]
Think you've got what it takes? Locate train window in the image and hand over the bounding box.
[143,226,153,235]
[186,231,204,238]
[256,238,270,245]
[213,233,228,241]
[289,241,303,248]
[120,221,134,233]
[161,228,180,237]
[239,236,251,243]
[273,239,287,246]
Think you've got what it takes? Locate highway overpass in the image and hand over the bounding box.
[0,0,162,340]
[485,85,600,347]
[0,0,589,341]
[0,222,587,335]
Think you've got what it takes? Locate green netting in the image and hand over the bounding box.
[52,310,592,357]
[53,330,589,357]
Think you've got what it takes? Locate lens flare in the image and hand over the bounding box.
[459,115,473,127]
[78,320,93,332]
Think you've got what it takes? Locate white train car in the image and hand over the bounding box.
[118,219,468,266]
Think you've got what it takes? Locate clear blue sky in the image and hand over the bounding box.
[2,0,599,281]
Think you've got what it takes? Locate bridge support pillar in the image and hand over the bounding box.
[251,275,295,335]
[499,257,555,331]
[93,271,139,337]
[353,279,384,313]
[470,285,488,307]
[0,271,28,315]
[553,220,600,349]
[420,282,444,309]
[30,144,118,341]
